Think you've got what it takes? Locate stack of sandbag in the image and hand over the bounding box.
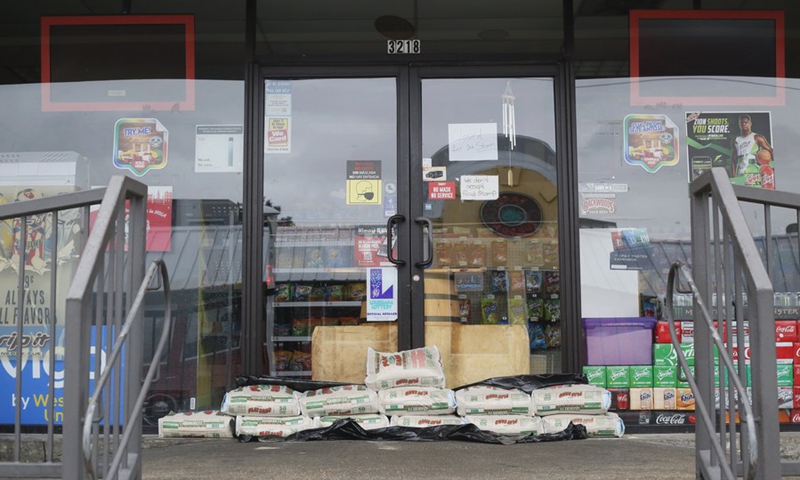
[366,346,462,427]
[158,410,234,438]
[457,385,543,436]
[531,383,624,437]
[221,384,314,438]
[299,384,388,430]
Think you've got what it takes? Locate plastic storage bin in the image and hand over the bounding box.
[583,317,657,365]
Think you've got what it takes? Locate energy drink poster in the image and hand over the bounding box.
[113,118,168,177]
[686,112,774,189]
[623,114,679,173]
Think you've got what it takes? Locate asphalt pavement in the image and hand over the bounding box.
[140,433,699,480]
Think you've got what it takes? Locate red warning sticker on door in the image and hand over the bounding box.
[428,181,456,200]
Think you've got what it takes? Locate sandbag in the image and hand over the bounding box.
[158,410,233,438]
[465,415,544,436]
[390,415,465,427]
[541,412,625,438]
[300,385,379,417]
[365,346,445,390]
[313,413,390,430]
[221,384,301,417]
[378,387,456,416]
[235,415,315,439]
[455,385,532,416]
[530,384,611,416]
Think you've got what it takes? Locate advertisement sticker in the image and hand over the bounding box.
[623,114,679,173]
[366,268,397,321]
[113,118,168,177]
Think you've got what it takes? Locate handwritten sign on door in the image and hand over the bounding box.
[448,123,498,161]
[460,175,499,201]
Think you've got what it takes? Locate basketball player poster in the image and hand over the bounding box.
[686,111,774,189]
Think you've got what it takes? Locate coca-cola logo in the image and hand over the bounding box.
[792,412,800,423]
[655,413,688,425]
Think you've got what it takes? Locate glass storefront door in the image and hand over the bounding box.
[262,66,560,386]
[410,69,560,388]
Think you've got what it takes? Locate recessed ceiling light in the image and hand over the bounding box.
[374,15,416,40]
[478,29,509,40]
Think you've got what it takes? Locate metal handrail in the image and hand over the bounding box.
[82,259,171,480]
[666,261,757,480]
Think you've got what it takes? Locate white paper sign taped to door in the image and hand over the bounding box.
[460,175,499,201]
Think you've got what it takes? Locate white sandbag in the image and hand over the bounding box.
[220,384,301,417]
[158,410,233,438]
[455,385,532,416]
[390,414,466,427]
[234,415,315,438]
[378,387,456,416]
[541,412,625,438]
[465,415,544,436]
[530,384,611,416]
[300,385,379,417]
[365,346,445,390]
[313,413,390,430]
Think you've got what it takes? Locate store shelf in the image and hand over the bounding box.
[274,301,361,308]
[274,336,312,342]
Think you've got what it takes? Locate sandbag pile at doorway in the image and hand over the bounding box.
[159,345,625,443]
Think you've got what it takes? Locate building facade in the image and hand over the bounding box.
[1,1,798,429]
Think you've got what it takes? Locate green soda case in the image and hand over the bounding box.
[606,366,630,388]
[777,364,793,387]
[653,344,676,366]
[582,366,607,388]
[653,343,694,366]
[653,366,677,387]
[629,365,653,387]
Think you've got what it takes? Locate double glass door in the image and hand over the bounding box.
[263,66,561,386]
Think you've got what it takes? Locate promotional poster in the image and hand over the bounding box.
[686,111,774,189]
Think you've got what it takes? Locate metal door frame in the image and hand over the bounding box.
[246,61,581,371]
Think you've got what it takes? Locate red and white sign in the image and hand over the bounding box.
[428,181,456,200]
[776,320,798,342]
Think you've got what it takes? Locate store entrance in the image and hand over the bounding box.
[262,65,561,386]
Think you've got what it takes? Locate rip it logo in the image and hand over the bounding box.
[370,269,393,300]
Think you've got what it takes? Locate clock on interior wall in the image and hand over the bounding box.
[479,192,543,237]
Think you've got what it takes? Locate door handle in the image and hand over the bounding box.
[386,214,405,266]
[415,217,433,268]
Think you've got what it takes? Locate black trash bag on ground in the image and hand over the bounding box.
[239,418,587,444]
[453,373,588,394]
[235,374,357,392]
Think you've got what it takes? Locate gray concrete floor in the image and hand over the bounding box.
[140,434,699,480]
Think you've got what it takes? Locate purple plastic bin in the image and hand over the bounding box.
[583,317,657,366]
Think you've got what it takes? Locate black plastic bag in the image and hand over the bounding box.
[238,417,587,445]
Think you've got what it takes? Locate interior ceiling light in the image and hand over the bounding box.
[374,15,416,40]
